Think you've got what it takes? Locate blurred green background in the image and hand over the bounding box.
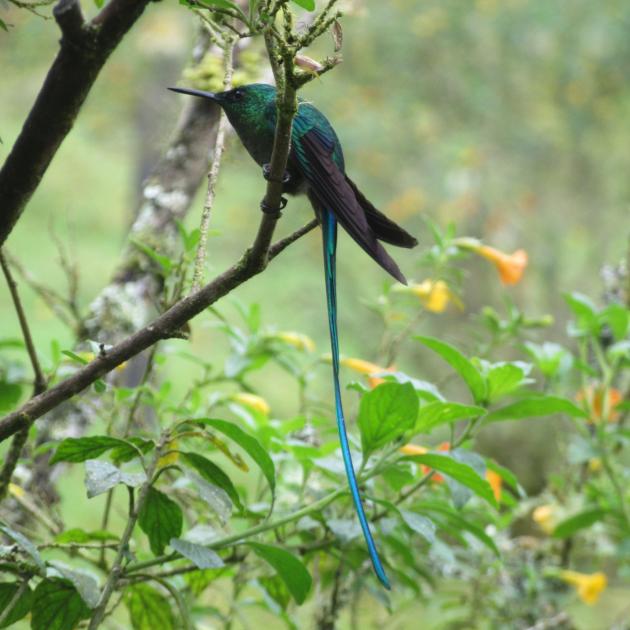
[2,0,628,364]
[3,0,629,486]
[1,1,630,627]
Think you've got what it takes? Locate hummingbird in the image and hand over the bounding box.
[170,83,417,589]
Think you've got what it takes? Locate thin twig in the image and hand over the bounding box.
[0,249,47,501]
[0,250,46,394]
[191,37,236,292]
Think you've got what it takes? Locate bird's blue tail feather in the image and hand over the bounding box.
[321,209,391,589]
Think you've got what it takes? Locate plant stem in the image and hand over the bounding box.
[191,36,236,293]
[0,249,48,502]
[125,487,346,574]
[88,435,167,629]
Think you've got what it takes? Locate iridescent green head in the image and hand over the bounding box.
[168,83,276,132]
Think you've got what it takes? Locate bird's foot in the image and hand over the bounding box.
[262,163,291,185]
[260,196,288,217]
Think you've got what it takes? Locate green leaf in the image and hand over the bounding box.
[93,379,106,393]
[415,336,486,403]
[357,382,418,455]
[415,402,485,434]
[484,396,587,424]
[599,304,629,341]
[138,487,183,556]
[259,575,291,611]
[84,459,146,498]
[248,543,312,604]
[31,579,91,630]
[50,563,100,609]
[552,508,609,539]
[0,18,8,32]
[50,436,134,464]
[564,292,599,336]
[169,538,224,569]
[0,582,33,628]
[197,0,240,10]
[61,350,89,365]
[182,452,242,510]
[191,418,275,497]
[291,0,315,10]
[484,362,529,403]
[403,454,497,508]
[0,382,21,412]
[125,584,176,630]
[399,510,436,544]
[0,524,45,570]
[55,528,117,544]
[110,437,155,464]
[418,501,499,556]
[130,239,173,274]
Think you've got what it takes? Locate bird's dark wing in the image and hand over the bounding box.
[292,126,408,284]
[344,177,418,249]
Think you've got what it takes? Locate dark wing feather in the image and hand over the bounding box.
[293,128,408,284]
[344,177,418,249]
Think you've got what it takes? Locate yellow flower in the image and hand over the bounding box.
[232,392,270,416]
[411,280,456,313]
[559,570,607,605]
[486,469,502,502]
[532,504,557,535]
[340,357,394,388]
[588,458,603,473]
[455,238,528,285]
[275,331,315,352]
[399,444,428,456]
[8,483,24,498]
[394,280,462,313]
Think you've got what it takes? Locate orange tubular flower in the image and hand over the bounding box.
[559,570,607,605]
[486,469,502,502]
[576,385,623,423]
[475,246,528,285]
[454,238,528,285]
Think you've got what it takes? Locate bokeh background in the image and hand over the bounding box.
[1,1,629,626]
[2,0,628,354]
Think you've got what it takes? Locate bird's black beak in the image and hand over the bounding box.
[168,87,220,102]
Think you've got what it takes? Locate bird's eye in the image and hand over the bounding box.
[232,89,244,101]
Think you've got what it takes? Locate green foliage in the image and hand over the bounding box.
[1,1,629,627]
[187,418,276,497]
[357,382,418,456]
[0,583,33,628]
[248,543,312,604]
[138,488,183,556]
[31,579,91,630]
[125,584,176,630]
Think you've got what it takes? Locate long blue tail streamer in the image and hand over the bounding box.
[321,209,391,589]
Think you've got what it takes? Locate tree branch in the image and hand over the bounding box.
[0,0,152,247]
[0,218,317,442]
